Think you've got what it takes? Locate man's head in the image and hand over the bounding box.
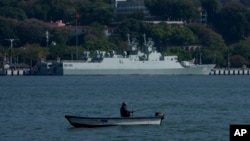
[122,102,126,106]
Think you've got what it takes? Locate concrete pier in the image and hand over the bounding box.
[210,69,250,75]
[1,69,32,76]
[1,68,250,76]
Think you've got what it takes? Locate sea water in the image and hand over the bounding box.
[0,75,249,141]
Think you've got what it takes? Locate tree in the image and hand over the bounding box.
[77,1,114,25]
[172,0,199,22]
[169,25,196,46]
[0,0,17,7]
[48,45,66,60]
[150,22,171,47]
[188,23,228,66]
[90,2,114,25]
[240,0,250,7]
[230,40,250,65]
[202,48,223,66]
[230,55,248,68]
[30,4,50,21]
[0,46,6,68]
[214,2,250,44]
[22,44,48,66]
[208,50,225,67]
[78,1,92,24]
[49,0,76,22]
[84,39,116,52]
[0,7,27,20]
[17,19,50,46]
[116,19,147,40]
[188,23,226,48]
[84,23,106,42]
[145,0,199,21]
[0,17,19,43]
[145,0,166,18]
[50,28,73,46]
[163,47,192,61]
[127,11,145,21]
[200,0,221,24]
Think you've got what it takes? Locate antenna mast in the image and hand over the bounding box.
[5,39,18,65]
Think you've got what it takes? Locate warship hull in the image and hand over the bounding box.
[51,61,215,75]
[35,35,215,76]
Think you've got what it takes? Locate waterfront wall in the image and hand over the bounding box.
[0,69,33,76]
[210,69,250,75]
[1,68,250,76]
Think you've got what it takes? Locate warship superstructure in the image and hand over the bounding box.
[35,34,215,75]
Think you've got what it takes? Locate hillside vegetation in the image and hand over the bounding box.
[0,0,250,68]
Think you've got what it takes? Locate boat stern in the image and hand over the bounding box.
[155,112,164,124]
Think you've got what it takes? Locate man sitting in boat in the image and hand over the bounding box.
[120,102,133,117]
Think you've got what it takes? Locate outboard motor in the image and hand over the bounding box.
[155,112,164,119]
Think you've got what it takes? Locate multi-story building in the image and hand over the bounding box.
[113,0,151,19]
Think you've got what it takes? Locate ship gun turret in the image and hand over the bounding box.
[91,50,104,62]
[81,51,90,61]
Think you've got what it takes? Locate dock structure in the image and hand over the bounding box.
[0,69,32,76]
[1,68,250,76]
[210,69,250,75]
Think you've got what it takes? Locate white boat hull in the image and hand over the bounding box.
[65,114,164,127]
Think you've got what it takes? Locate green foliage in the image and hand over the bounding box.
[0,0,17,7]
[163,47,192,61]
[84,39,116,52]
[48,45,66,59]
[210,50,225,67]
[0,7,27,20]
[146,23,196,48]
[21,44,49,66]
[214,2,250,44]
[16,19,50,45]
[50,28,73,46]
[30,4,50,21]
[145,0,199,21]
[49,0,76,21]
[150,23,171,46]
[169,25,196,46]
[188,23,226,48]
[200,0,221,24]
[240,0,250,6]
[0,47,6,65]
[89,2,114,25]
[127,11,145,20]
[23,44,48,59]
[83,23,106,42]
[116,19,147,40]
[0,0,250,68]
[230,40,250,62]
[0,17,19,40]
[230,55,248,68]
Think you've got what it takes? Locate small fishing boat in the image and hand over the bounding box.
[65,112,164,128]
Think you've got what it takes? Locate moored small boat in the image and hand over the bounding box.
[65,112,164,128]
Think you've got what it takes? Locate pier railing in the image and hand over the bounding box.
[1,68,249,76]
[210,69,250,75]
[0,69,33,76]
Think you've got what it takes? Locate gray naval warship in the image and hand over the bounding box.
[35,34,215,75]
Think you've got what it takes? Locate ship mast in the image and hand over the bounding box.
[127,33,131,49]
